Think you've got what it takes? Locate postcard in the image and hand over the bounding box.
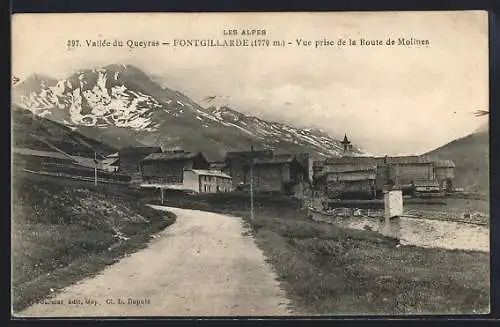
[11,11,489,317]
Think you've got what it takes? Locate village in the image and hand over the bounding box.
[12,132,459,208]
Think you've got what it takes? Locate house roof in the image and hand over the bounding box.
[413,179,440,187]
[225,149,274,160]
[72,156,99,168]
[105,152,119,158]
[119,146,162,156]
[209,161,226,168]
[337,172,376,181]
[326,164,377,173]
[253,154,294,165]
[13,147,120,171]
[140,183,196,192]
[325,156,382,165]
[71,156,120,171]
[189,169,232,179]
[13,147,74,161]
[382,155,432,164]
[325,155,436,165]
[101,157,120,165]
[327,169,376,181]
[433,159,456,168]
[142,151,200,162]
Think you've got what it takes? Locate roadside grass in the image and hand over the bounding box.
[152,192,490,315]
[11,171,176,313]
[248,209,489,315]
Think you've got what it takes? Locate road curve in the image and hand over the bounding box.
[17,206,292,317]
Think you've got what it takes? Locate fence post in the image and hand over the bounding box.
[381,190,403,239]
[94,152,98,186]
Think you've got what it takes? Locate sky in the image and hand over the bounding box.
[12,11,489,155]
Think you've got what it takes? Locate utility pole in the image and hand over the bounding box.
[94,152,98,186]
[302,179,305,209]
[311,178,315,210]
[250,145,254,221]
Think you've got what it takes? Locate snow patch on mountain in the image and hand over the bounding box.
[15,69,161,131]
[13,65,366,158]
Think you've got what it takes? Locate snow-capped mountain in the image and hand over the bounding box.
[12,64,364,160]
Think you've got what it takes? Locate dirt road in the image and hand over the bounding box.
[18,206,292,317]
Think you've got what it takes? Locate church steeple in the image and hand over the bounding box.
[341,133,351,154]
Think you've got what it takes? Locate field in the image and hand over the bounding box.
[149,191,490,315]
[11,171,176,312]
[404,197,489,225]
[320,196,489,226]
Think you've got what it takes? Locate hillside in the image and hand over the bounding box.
[12,106,117,157]
[11,171,176,311]
[12,64,364,161]
[426,128,489,194]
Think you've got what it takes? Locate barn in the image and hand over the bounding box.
[317,134,456,198]
[140,150,209,185]
[12,147,131,183]
[12,147,77,171]
[433,159,456,191]
[224,149,273,188]
[312,160,327,196]
[384,156,435,189]
[325,160,378,199]
[224,150,312,195]
[250,154,309,194]
[118,146,162,174]
[321,154,455,198]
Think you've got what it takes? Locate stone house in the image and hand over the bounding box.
[183,169,232,193]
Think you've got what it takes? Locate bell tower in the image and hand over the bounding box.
[341,133,352,156]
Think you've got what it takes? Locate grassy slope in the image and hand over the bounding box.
[150,192,489,315]
[426,131,489,194]
[11,171,176,312]
[12,107,117,156]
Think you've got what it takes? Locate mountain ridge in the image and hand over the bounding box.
[425,125,489,194]
[12,64,365,161]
